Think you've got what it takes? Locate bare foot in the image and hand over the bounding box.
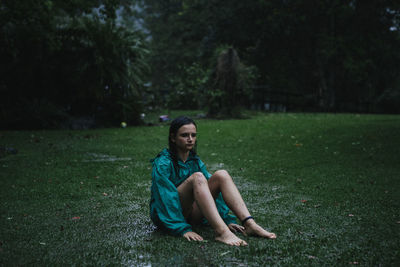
[215,230,248,246]
[244,220,277,239]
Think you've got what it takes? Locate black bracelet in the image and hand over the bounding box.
[241,216,254,225]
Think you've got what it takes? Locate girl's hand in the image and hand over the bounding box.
[183,231,204,241]
[228,223,245,233]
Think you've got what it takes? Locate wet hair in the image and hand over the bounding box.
[168,116,197,174]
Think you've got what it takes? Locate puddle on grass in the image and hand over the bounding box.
[124,257,152,267]
[208,162,225,172]
[82,153,132,162]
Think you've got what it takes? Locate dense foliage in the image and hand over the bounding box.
[140,0,400,113]
[0,0,149,129]
[1,0,400,129]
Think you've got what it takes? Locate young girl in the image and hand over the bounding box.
[150,116,276,246]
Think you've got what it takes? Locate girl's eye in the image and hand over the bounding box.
[181,133,197,138]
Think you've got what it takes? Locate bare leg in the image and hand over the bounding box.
[178,172,247,246]
[208,170,277,239]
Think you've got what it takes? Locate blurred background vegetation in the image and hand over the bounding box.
[1,0,400,129]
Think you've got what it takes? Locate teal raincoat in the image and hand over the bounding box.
[150,148,236,236]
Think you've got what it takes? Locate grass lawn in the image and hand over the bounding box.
[1,112,399,266]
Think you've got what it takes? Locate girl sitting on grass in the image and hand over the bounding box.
[150,116,276,246]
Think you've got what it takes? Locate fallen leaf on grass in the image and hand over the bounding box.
[301,199,307,203]
[308,255,317,259]
[103,192,108,196]
[348,214,355,217]
[71,216,81,220]
[349,261,359,265]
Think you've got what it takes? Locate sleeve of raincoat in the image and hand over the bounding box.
[197,159,237,225]
[151,159,192,236]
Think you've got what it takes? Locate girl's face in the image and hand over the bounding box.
[171,123,197,153]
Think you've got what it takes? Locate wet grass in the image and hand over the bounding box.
[1,112,399,266]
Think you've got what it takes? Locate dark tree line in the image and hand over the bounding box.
[1,1,400,129]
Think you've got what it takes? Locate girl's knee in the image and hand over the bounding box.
[190,172,207,184]
[213,170,233,182]
[214,169,229,176]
